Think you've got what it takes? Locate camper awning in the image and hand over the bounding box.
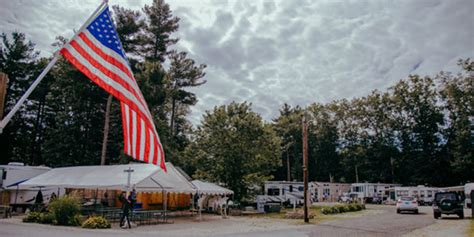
[18,163,196,194]
[192,180,233,196]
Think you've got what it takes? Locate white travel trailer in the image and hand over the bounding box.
[386,185,440,205]
[464,183,474,208]
[350,182,400,203]
[0,163,60,211]
[312,182,351,202]
[263,181,310,205]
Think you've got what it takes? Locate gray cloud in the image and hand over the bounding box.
[1,0,473,126]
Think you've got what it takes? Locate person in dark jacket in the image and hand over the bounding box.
[119,191,131,229]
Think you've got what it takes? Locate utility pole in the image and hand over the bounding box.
[0,73,8,120]
[302,113,309,223]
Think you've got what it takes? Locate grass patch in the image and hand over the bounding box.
[248,203,367,225]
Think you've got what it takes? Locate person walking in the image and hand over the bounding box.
[119,191,131,229]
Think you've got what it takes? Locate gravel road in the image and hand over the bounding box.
[0,205,471,237]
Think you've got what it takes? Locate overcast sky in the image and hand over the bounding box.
[1,0,473,125]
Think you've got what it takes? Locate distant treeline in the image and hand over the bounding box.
[0,0,472,202]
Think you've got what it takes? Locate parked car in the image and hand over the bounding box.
[371,196,383,204]
[433,192,464,219]
[396,196,419,214]
[338,193,357,203]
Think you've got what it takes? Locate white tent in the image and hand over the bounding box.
[19,162,195,194]
[192,180,233,196]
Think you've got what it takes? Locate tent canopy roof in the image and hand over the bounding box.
[192,180,233,196]
[19,163,195,194]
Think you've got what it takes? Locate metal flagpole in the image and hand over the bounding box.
[124,166,134,193]
[0,0,108,134]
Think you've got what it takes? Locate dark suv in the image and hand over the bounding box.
[433,192,464,219]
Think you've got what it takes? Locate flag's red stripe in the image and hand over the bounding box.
[135,117,142,160]
[143,127,150,163]
[61,48,154,130]
[69,40,148,111]
[78,32,134,80]
[62,28,167,170]
[120,103,129,154]
[159,143,166,171]
[152,141,158,166]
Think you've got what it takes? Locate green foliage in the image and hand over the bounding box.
[347,204,357,212]
[335,205,346,213]
[48,196,81,226]
[320,207,331,215]
[39,212,55,224]
[320,204,364,215]
[22,211,41,223]
[81,216,111,229]
[189,102,281,201]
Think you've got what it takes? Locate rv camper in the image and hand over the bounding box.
[386,186,440,205]
[0,163,60,211]
[350,183,400,203]
[465,183,474,209]
[312,182,351,202]
[263,181,309,206]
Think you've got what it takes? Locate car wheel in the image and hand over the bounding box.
[397,209,400,214]
[433,212,440,219]
[414,210,419,214]
[458,212,464,219]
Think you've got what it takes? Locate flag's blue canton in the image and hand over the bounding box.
[86,7,126,59]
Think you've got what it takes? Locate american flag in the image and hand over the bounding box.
[60,5,166,171]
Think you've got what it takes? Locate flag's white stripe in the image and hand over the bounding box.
[84,30,154,118]
[123,104,132,155]
[74,36,147,107]
[65,45,153,122]
[139,118,146,161]
[82,31,154,118]
[83,30,136,82]
[132,110,138,158]
[73,35,152,119]
[149,129,155,164]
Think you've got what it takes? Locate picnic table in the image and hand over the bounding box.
[81,206,171,225]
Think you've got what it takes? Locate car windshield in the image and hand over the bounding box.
[400,197,414,201]
[435,193,457,201]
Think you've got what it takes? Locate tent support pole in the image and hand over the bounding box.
[163,191,167,221]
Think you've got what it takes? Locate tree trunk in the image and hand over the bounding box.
[0,73,8,119]
[286,147,291,181]
[170,98,176,137]
[100,95,113,165]
[355,165,359,183]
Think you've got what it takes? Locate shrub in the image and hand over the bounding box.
[23,212,41,223]
[321,207,332,215]
[335,205,346,213]
[343,205,351,212]
[48,195,81,226]
[347,204,357,212]
[39,212,55,224]
[82,216,111,229]
[330,206,340,214]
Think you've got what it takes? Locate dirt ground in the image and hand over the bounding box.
[0,205,471,237]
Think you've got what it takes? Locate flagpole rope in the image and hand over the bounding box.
[0,1,108,133]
